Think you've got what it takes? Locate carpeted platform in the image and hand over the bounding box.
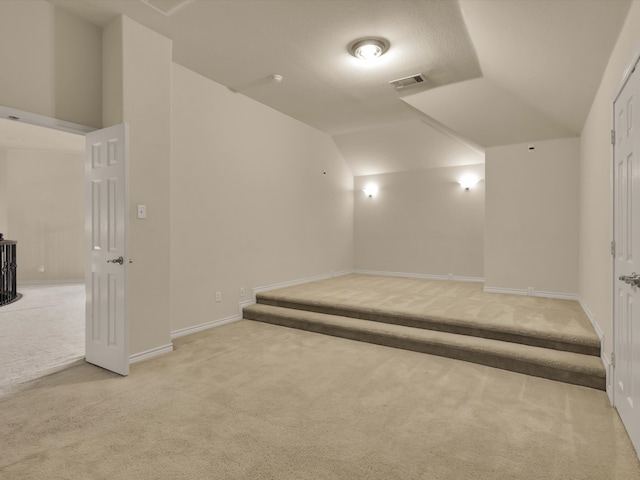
[243,274,605,390]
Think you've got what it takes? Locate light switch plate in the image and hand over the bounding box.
[137,204,147,219]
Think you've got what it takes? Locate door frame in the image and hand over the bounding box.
[0,106,132,371]
[611,49,640,462]
[0,106,95,136]
[611,48,640,405]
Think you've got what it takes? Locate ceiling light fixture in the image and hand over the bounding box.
[349,38,389,61]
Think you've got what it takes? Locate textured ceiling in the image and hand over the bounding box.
[50,0,483,136]
[45,0,632,175]
[404,0,632,147]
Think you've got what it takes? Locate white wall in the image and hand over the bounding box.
[353,166,484,279]
[0,0,102,128]
[3,149,84,281]
[0,4,172,357]
[485,138,580,295]
[580,0,640,358]
[102,16,173,356]
[170,63,354,333]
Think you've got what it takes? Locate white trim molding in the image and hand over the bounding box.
[18,279,84,286]
[0,105,95,135]
[578,296,612,403]
[483,286,578,301]
[355,269,484,283]
[170,271,355,340]
[577,297,605,342]
[601,351,614,405]
[252,270,353,298]
[171,313,242,340]
[130,343,174,364]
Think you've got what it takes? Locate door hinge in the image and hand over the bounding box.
[611,241,616,256]
[611,352,616,368]
[611,129,616,145]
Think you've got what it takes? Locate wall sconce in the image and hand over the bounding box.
[459,174,480,191]
[362,183,379,197]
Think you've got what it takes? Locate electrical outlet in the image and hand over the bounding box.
[447,273,453,280]
[240,287,245,297]
[527,287,535,296]
[215,291,222,302]
[37,265,45,273]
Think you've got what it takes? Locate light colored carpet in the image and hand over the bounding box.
[1,319,638,479]
[255,274,600,348]
[0,283,85,396]
[244,303,606,389]
[246,274,605,388]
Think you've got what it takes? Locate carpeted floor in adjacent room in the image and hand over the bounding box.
[0,283,85,396]
[1,319,639,479]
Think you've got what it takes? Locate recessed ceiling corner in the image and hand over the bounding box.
[139,0,194,17]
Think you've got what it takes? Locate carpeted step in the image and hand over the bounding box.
[255,292,600,357]
[243,303,606,391]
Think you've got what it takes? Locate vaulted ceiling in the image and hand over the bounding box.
[48,0,632,176]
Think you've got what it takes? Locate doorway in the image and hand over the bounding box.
[0,114,87,394]
[612,54,640,457]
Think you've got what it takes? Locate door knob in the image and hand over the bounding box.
[619,272,640,286]
[107,256,124,265]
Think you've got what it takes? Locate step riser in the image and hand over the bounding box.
[257,298,601,357]
[245,310,606,391]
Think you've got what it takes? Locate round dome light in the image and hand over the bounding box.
[350,38,389,61]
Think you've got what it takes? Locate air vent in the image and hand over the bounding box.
[389,73,427,90]
[139,0,193,16]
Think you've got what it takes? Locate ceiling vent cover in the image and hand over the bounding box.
[389,73,427,90]
[139,0,193,16]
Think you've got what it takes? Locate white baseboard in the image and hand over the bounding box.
[239,298,255,310]
[354,269,484,283]
[577,297,605,342]
[330,269,354,278]
[171,314,242,340]
[130,343,173,364]
[169,270,355,340]
[577,296,612,403]
[483,286,578,301]
[252,270,351,297]
[18,279,84,286]
[601,351,614,405]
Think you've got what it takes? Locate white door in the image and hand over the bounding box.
[613,61,640,456]
[85,124,129,375]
